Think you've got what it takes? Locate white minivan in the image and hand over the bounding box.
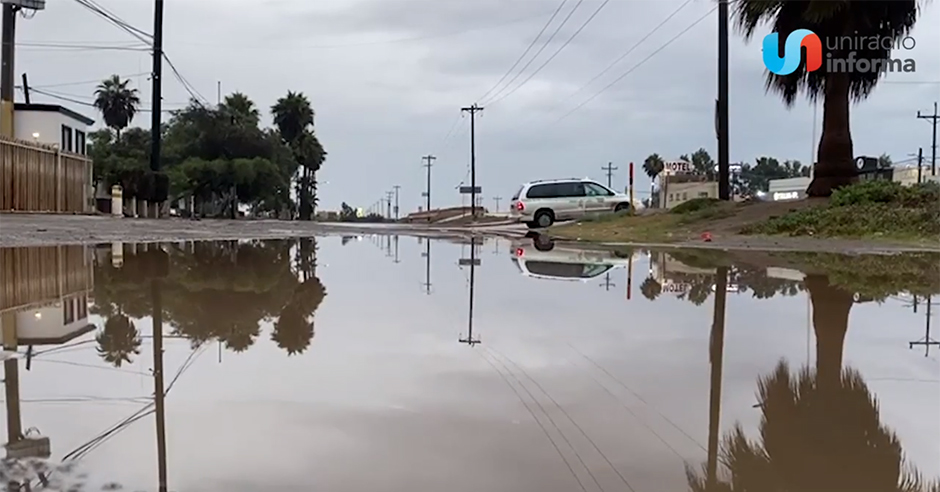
[508,178,642,228]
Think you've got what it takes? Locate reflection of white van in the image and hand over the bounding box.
[509,236,641,282]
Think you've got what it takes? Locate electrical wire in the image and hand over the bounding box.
[480,0,586,106]
[551,4,718,125]
[475,0,571,103]
[163,53,210,107]
[15,41,150,52]
[17,86,182,113]
[24,72,151,89]
[486,0,612,107]
[554,0,695,108]
[72,0,153,45]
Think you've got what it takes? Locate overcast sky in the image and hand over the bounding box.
[13,0,940,212]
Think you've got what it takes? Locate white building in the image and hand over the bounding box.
[13,103,94,155]
[767,176,811,201]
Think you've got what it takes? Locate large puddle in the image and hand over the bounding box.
[1,235,938,491]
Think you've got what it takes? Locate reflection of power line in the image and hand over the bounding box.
[909,295,937,356]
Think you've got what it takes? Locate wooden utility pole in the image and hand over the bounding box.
[917,102,938,176]
[460,104,484,218]
[493,196,502,212]
[706,266,728,488]
[392,185,401,220]
[602,162,618,188]
[422,154,435,213]
[716,0,730,199]
[917,147,923,184]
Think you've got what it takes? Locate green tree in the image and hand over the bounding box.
[272,92,326,220]
[642,153,665,180]
[95,314,142,368]
[739,157,810,195]
[93,75,141,140]
[640,276,662,301]
[734,1,923,197]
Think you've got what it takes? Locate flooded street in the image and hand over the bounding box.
[1,235,938,491]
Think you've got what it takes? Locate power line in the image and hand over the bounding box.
[163,53,210,107]
[15,41,149,51]
[554,0,695,108]
[486,0,612,107]
[552,4,717,125]
[23,72,150,89]
[72,0,153,45]
[19,86,182,113]
[475,0,571,103]
[480,0,586,105]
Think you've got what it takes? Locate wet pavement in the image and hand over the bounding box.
[1,234,938,491]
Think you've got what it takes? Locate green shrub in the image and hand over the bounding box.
[742,203,940,238]
[670,197,720,214]
[830,180,940,208]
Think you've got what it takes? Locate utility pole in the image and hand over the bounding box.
[493,196,502,212]
[422,154,435,214]
[917,102,938,176]
[385,191,393,218]
[602,162,618,188]
[460,104,484,218]
[150,0,164,174]
[917,147,923,184]
[0,2,16,137]
[392,185,401,220]
[716,0,730,200]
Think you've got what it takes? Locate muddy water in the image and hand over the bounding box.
[1,235,938,491]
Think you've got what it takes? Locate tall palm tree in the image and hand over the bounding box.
[642,153,664,180]
[640,276,662,301]
[95,314,142,368]
[220,92,260,128]
[271,91,323,220]
[93,75,141,140]
[734,1,923,197]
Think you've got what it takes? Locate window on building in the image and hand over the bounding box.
[682,192,688,200]
[63,299,75,325]
[77,295,88,320]
[668,194,674,202]
[75,130,86,155]
[699,192,708,197]
[61,125,73,152]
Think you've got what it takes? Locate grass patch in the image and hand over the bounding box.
[670,197,721,215]
[742,181,940,241]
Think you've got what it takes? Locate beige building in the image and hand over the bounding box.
[892,166,937,186]
[659,176,719,209]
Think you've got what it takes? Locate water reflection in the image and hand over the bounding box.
[1,236,937,491]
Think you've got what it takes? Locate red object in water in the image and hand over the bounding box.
[701,232,713,242]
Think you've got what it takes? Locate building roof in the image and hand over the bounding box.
[14,103,95,126]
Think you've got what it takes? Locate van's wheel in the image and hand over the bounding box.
[615,202,632,213]
[534,209,555,228]
[533,234,554,252]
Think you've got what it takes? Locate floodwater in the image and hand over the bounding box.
[1,235,938,492]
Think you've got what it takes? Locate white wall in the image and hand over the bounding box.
[0,295,91,345]
[13,110,91,154]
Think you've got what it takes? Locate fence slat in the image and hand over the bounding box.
[0,136,92,213]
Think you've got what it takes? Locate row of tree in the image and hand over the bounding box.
[92,238,326,367]
[90,75,325,219]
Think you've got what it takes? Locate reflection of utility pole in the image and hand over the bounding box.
[626,253,633,300]
[393,235,400,263]
[421,239,432,294]
[385,235,392,257]
[422,155,435,214]
[459,237,482,346]
[909,295,938,356]
[706,266,728,488]
[152,280,168,492]
[599,272,615,291]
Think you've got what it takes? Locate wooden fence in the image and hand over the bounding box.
[0,135,92,213]
[0,245,93,313]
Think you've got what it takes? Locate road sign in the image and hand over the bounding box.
[459,186,482,194]
[458,258,481,266]
[421,191,429,197]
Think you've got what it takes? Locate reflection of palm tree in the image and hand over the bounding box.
[96,314,141,367]
[640,276,662,301]
[687,360,939,492]
[804,274,853,389]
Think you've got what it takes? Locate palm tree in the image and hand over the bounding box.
[687,360,939,492]
[271,91,324,220]
[220,92,260,128]
[640,276,662,300]
[93,75,141,140]
[734,1,923,197]
[95,314,142,368]
[642,153,664,180]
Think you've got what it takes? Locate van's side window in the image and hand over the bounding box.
[584,183,611,196]
[526,184,553,198]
